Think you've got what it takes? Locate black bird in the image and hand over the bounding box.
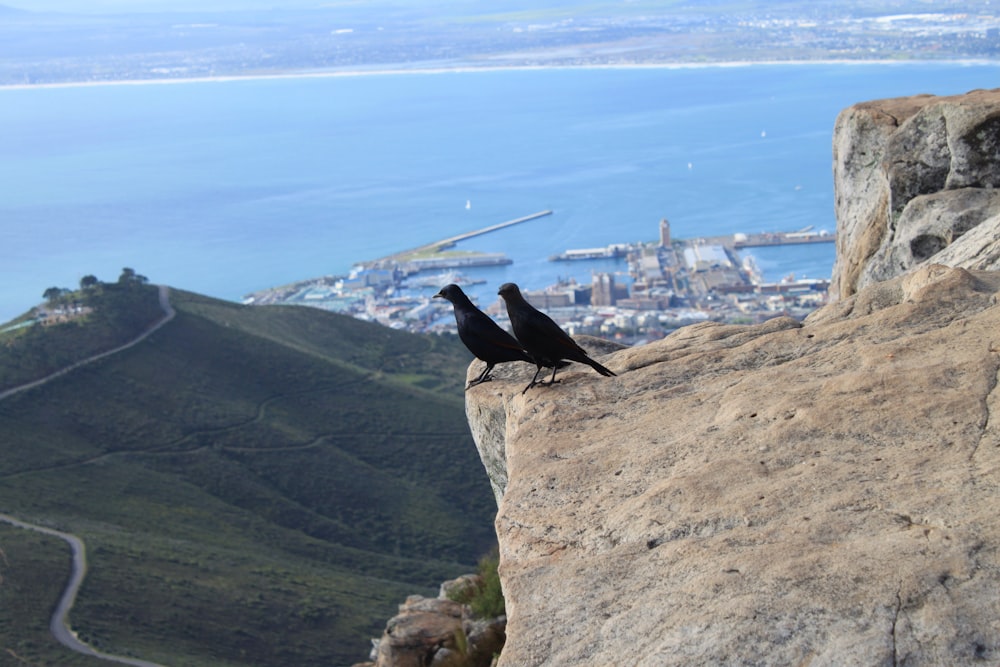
[434,283,535,389]
[497,282,616,393]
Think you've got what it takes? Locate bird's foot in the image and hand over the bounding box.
[521,378,561,394]
[465,376,494,390]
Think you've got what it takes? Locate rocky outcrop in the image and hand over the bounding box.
[455,87,1000,666]
[355,576,505,667]
[831,88,1000,300]
[465,265,1000,666]
[465,336,626,505]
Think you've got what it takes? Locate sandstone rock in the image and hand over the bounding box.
[465,265,1000,666]
[465,336,628,504]
[440,574,484,602]
[832,88,1000,300]
[370,587,506,667]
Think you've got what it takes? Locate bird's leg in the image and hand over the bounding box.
[533,365,563,388]
[466,363,495,389]
[521,365,546,394]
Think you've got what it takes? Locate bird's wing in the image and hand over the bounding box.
[520,307,584,352]
[468,313,524,350]
[456,308,526,355]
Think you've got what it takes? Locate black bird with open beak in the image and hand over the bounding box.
[497,282,616,393]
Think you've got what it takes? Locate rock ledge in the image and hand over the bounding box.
[466,265,1000,666]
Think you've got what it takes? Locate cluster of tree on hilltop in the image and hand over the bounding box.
[0,268,163,391]
[42,266,149,309]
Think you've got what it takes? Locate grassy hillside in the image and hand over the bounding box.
[0,281,165,392]
[0,288,495,666]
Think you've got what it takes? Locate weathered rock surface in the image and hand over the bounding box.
[831,87,1000,300]
[465,336,627,505]
[358,577,505,667]
[466,265,1000,666]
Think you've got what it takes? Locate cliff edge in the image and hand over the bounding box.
[466,88,1000,666]
[468,265,1000,666]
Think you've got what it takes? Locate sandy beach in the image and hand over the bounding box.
[2,58,993,92]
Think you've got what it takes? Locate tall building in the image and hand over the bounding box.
[592,272,616,306]
[659,218,672,247]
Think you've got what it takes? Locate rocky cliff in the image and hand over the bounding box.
[831,87,1000,300]
[465,88,1000,666]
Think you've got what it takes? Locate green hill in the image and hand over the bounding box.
[0,286,495,666]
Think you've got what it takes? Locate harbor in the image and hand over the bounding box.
[245,212,834,343]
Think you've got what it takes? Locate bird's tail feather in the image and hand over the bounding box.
[585,357,616,377]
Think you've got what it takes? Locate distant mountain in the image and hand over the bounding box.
[0,287,495,666]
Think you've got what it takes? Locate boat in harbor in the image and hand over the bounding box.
[400,271,485,289]
[550,244,629,261]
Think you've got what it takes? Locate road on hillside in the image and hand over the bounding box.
[0,513,169,667]
[0,285,176,402]
[0,285,175,666]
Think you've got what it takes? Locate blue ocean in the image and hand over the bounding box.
[1,62,999,322]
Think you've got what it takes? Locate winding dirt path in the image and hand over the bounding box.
[0,285,175,666]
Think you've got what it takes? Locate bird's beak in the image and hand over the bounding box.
[433,292,443,299]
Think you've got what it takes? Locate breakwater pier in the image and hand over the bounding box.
[363,210,553,270]
[432,210,553,250]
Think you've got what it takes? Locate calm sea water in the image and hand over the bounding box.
[2,62,999,321]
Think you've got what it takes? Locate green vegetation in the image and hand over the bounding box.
[471,548,505,619]
[0,525,111,666]
[0,269,163,392]
[447,547,506,620]
[0,287,493,666]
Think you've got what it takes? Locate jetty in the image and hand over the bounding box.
[432,210,553,250]
[365,210,553,269]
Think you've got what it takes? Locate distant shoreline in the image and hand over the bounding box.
[2,58,997,92]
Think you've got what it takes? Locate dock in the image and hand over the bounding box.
[731,231,835,249]
[365,210,553,269]
[690,229,835,250]
[551,229,835,263]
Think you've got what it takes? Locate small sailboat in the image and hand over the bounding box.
[465,200,471,210]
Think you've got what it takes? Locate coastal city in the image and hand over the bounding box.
[3,3,1000,86]
[244,216,834,344]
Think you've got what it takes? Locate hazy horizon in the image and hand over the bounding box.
[3,0,329,12]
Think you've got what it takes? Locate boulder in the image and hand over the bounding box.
[368,582,505,667]
[465,265,1000,666]
[831,88,1000,300]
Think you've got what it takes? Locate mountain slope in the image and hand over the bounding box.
[0,288,494,666]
